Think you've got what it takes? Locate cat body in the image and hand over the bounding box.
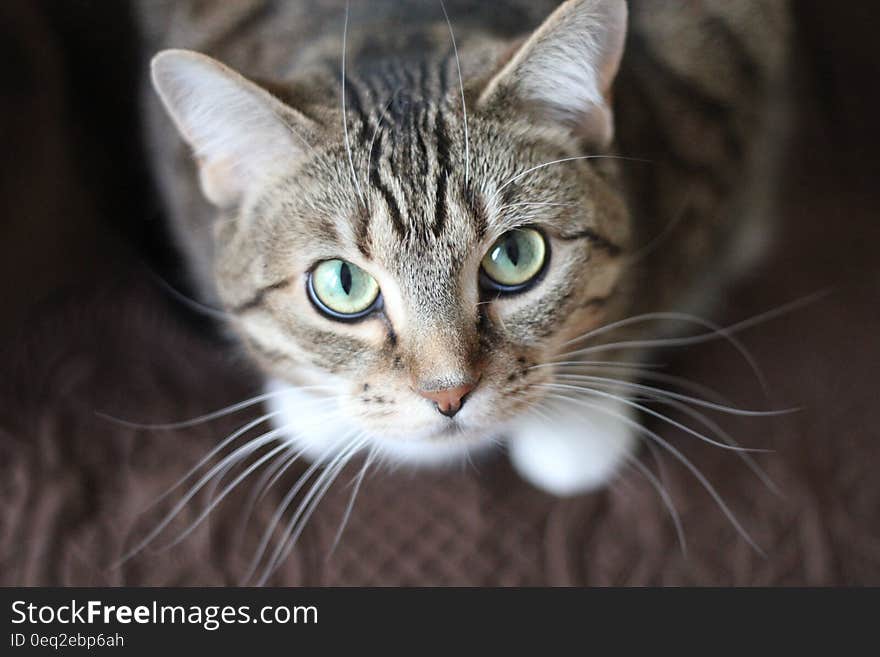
[138,0,790,494]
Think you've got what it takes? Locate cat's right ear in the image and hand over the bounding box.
[477,0,627,149]
[151,49,315,208]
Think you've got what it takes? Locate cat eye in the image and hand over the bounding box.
[307,259,381,320]
[480,228,548,293]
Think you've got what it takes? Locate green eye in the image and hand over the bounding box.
[308,259,380,320]
[480,228,547,292]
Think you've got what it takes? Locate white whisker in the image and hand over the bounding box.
[96,385,333,430]
[586,368,779,490]
[542,391,764,555]
[113,424,292,567]
[625,453,688,557]
[596,367,728,405]
[530,391,685,553]
[550,368,780,492]
[557,311,770,393]
[547,375,793,416]
[543,381,769,453]
[497,201,578,212]
[233,444,301,549]
[440,0,469,184]
[540,359,666,372]
[363,89,400,192]
[341,1,366,207]
[242,436,357,584]
[255,447,308,505]
[548,364,730,411]
[159,441,293,550]
[492,154,648,204]
[257,437,367,585]
[147,411,282,509]
[551,290,832,395]
[650,396,782,497]
[641,437,672,496]
[622,193,691,266]
[147,270,234,321]
[328,446,377,558]
[147,395,339,513]
[596,312,769,395]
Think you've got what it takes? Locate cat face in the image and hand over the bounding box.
[151,0,631,462]
[219,116,629,457]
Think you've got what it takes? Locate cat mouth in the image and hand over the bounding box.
[418,417,492,444]
[430,419,466,437]
[367,420,498,466]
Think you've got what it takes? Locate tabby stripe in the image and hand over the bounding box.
[415,109,430,179]
[402,63,419,97]
[418,57,434,102]
[247,338,297,366]
[362,71,386,106]
[625,64,730,196]
[579,292,615,310]
[354,204,372,258]
[441,51,456,98]
[378,62,401,100]
[434,168,449,238]
[369,131,407,237]
[465,184,488,240]
[558,229,622,256]
[628,34,744,163]
[704,15,760,87]
[232,278,292,314]
[499,182,518,209]
[628,34,729,119]
[210,2,274,54]
[433,109,451,237]
[343,74,369,143]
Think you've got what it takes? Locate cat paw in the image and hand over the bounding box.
[507,396,638,496]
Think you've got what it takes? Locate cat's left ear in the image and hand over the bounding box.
[151,49,316,207]
[477,0,627,148]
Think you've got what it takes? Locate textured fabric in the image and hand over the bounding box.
[2,264,878,585]
[1,0,878,586]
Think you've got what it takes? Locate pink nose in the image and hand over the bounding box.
[417,383,476,418]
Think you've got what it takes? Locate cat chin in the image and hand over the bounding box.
[265,378,638,494]
[369,434,497,467]
[264,378,496,468]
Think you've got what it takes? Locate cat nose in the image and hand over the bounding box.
[417,383,476,418]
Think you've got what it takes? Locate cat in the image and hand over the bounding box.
[137,0,790,496]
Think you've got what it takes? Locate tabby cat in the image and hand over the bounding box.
[138,0,790,496]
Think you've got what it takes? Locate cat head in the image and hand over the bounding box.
[150,0,632,462]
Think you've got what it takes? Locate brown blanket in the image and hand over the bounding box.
[1,0,878,586]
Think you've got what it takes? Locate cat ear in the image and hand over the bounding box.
[477,0,627,148]
[151,49,314,207]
